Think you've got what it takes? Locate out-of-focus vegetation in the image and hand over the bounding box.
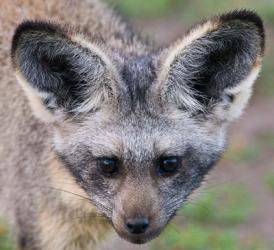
[0,221,13,250]
[182,185,254,226]
[110,0,274,23]
[151,185,271,250]
[223,131,274,165]
[265,172,274,194]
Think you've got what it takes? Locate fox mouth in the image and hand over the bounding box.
[113,226,162,244]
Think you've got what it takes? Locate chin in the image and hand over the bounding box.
[115,228,162,245]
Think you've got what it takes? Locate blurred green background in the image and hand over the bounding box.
[1,0,274,249]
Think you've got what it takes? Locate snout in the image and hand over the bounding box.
[112,181,164,243]
[112,213,163,244]
[126,217,150,235]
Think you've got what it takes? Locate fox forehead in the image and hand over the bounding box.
[54,108,225,162]
[113,53,158,112]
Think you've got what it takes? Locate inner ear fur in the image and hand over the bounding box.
[11,20,117,122]
[158,10,265,121]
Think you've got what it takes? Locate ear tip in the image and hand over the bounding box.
[219,9,264,29]
[11,20,65,65]
[219,9,265,53]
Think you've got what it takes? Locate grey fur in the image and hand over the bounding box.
[0,1,264,249]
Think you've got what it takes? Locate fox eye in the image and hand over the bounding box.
[97,157,119,177]
[157,156,181,177]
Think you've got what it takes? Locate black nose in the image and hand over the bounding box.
[126,217,150,234]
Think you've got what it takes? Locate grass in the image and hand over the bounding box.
[259,60,274,97]
[107,0,185,19]
[107,0,274,24]
[151,224,241,250]
[0,221,14,250]
[223,144,261,165]
[265,172,274,194]
[182,185,254,226]
[150,184,272,250]
[257,132,274,149]
[223,131,274,166]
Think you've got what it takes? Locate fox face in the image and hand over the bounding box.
[11,11,264,244]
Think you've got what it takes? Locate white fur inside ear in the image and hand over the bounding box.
[215,65,261,122]
[15,71,56,123]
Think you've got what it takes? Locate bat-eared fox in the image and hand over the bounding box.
[0,0,264,249]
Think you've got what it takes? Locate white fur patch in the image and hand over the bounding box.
[215,64,262,122]
[226,65,261,120]
[15,71,56,123]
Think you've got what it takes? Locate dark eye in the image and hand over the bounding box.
[97,157,119,177]
[157,156,181,177]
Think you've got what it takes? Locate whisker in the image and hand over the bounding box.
[33,184,92,203]
[53,214,109,225]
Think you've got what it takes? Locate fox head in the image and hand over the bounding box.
[11,10,264,244]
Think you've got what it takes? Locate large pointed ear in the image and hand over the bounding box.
[11,21,118,122]
[157,10,265,122]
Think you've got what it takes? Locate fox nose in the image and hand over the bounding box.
[126,217,150,234]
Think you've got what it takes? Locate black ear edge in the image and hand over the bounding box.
[218,10,265,55]
[11,20,69,67]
